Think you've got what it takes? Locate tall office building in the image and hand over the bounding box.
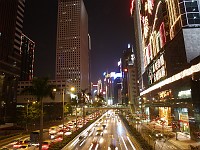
[20,34,35,81]
[0,0,25,122]
[56,0,89,93]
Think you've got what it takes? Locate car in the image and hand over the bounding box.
[77,123,83,128]
[13,142,23,149]
[102,124,106,130]
[49,126,58,134]
[57,129,65,135]
[153,130,163,139]
[53,135,63,143]
[42,140,52,150]
[67,123,74,129]
[64,130,72,136]
[78,136,86,146]
[0,147,9,150]
[57,127,70,135]
[50,133,56,139]
[13,138,30,149]
[108,141,118,150]
[89,141,99,150]
[87,128,94,136]
[96,129,103,136]
[94,122,100,127]
[17,144,35,150]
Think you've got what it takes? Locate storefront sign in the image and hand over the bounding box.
[179,114,189,122]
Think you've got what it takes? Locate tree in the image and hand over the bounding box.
[64,103,72,115]
[71,97,78,130]
[96,93,106,104]
[79,89,88,124]
[16,102,40,130]
[21,77,56,150]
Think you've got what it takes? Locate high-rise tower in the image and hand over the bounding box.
[56,0,89,93]
[0,0,25,122]
[20,34,35,81]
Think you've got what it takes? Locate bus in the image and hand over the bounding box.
[30,129,50,146]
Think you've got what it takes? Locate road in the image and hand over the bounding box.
[0,110,181,150]
[63,111,138,150]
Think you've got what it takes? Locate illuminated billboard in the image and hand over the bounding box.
[139,0,169,85]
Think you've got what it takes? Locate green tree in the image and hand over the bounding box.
[21,77,56,150]
[79,89,88,124]
[16,102,40,129]
[64,103,72,115]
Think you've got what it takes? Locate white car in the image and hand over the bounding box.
[64,130,72,136]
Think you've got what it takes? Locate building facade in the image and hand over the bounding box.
[17,79,75,104]
[119,44,139,110]
[0,0,25,122]
[55,0,89,93]
[20,34,35,81]
[103,71,122,105]
[132,0,200,140]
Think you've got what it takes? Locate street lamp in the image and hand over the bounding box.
[26,100,30,132]
[62,87,75,137]
[62,89,65,138]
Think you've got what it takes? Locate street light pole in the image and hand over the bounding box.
[26,100,30,132]
[62,89,65,138]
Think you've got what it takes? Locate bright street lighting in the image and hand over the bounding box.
[62,86,75,138]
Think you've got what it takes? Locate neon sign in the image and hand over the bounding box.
[130,0,135,15]
[141,1,167,71]
[148,54,166,85]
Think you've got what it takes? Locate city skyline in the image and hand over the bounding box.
[23,0,133,83]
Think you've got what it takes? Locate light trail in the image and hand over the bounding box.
[127,136,136,150]
[121,136,128,150]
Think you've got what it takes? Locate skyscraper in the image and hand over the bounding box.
[56,0,89,93]
[20,34,35,81]
[0,0,25,122]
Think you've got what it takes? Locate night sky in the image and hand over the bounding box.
[23,0,134,83]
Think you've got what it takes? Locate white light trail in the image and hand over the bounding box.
[127,136,136,150]
[121,136,128,150]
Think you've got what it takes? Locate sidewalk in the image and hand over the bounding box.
[144,122,200,150]
[168,132,200,150]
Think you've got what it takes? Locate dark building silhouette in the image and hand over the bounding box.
[0,0,25,122]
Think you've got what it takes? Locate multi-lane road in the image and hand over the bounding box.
[63,110,139,150]
[1,110,181,150]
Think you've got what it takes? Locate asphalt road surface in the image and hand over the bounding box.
[64,112,138,150]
